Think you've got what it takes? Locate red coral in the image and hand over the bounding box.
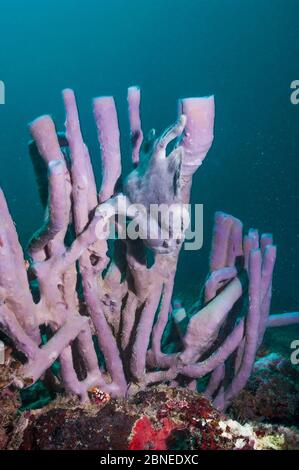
[129,416,179,450]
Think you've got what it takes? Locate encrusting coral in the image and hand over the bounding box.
[0,86,298,412]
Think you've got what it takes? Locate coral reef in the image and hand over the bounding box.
[229,353,299,425]
[4,386,299,450]
[0,352,21,449]
[0,86,298,416]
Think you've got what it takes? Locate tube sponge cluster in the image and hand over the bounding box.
[0,86,298,410]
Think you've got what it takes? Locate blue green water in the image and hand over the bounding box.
[0,0,298,318]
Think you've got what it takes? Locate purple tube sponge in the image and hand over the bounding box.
[128,86,143,166]
[0,86,297,410]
